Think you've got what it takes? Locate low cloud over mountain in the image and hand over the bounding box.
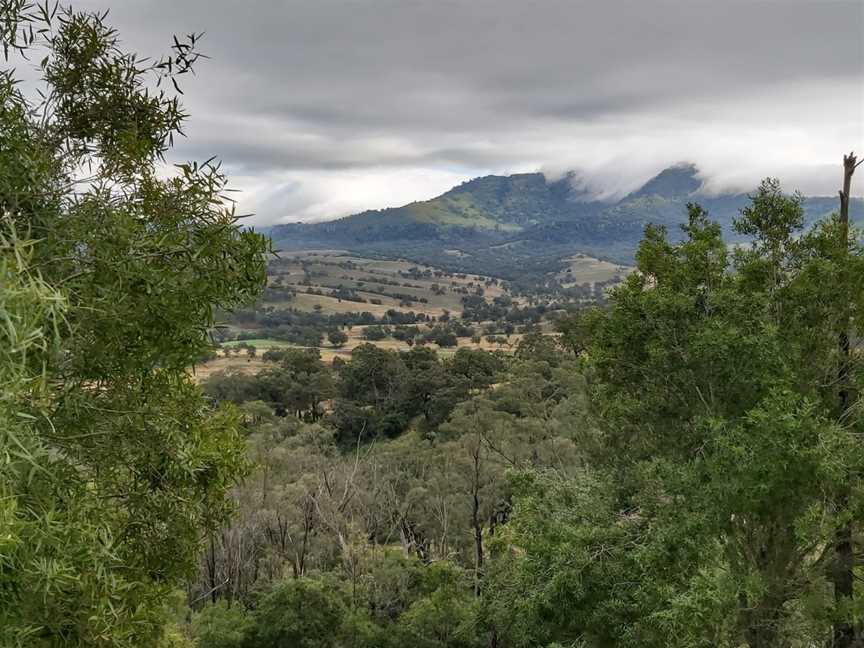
[65,0,864,225]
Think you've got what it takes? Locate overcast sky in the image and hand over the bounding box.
[72,0,864,225]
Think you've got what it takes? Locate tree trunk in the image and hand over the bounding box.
[742,603,781,648]
[206,534,218,604]
[488,626,499,648]
[471,441,484,596]
[833,151,859,648]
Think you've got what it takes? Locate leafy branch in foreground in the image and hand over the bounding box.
[1,3,269,646]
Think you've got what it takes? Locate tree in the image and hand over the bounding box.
[363,325,390,341]
[521,190,864,645]
[833,151,860,648]
[328,329,349,348]
[396,580,481,648]
[437,400,511,593]
[338,344,407,410]
[245,579,347,648]
[256,349,334,420]
[202,370,261,405]
[0,5,268,645]
[190,601,251,648]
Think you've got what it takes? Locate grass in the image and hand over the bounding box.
[266,251,510,317]
[280,292,403,316]
[557,253,631,287]
[190,355,269,380]
[222,338,295,349]
[405,200,520,230]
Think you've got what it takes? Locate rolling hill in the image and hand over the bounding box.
[267,164,863,282]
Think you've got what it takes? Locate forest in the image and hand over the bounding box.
[2,3,863,648]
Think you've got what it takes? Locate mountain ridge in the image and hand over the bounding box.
[267,164,863,283]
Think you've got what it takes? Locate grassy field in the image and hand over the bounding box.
[556,253,631,287]
[192,324,537,380]
[266,251,510,317]
[404,199,522,231]
[278,292,410,317]
[222,338,295,349]
[191,355,270,380]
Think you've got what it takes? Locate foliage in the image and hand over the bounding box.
[488,187,864,645]
[191,601,251,648]
[269,166,864,281]
[188,336,585,646]
[0,4,268,645]
[328,328,349,347]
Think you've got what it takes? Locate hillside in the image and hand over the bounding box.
[267,164,864,281]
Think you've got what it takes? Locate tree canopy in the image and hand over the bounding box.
[4,3,863,647]
[1,4,268,645]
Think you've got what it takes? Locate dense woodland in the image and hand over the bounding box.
[2,4,864,648]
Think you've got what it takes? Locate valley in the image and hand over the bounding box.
[198,248,592,375]
[7,2,862,644]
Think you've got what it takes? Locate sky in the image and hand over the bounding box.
[69,0,864,225]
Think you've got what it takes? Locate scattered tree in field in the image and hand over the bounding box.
[328,329,349,348]
[363,324,390,341]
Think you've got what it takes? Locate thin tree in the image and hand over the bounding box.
[834,151,861,648]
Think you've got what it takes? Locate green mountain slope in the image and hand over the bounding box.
[267,164,863,282]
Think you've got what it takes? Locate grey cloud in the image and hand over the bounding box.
[69,0,863,223]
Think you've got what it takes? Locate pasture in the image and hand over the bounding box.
[192,325,537,380]
[265,251,510,317]
[556,253,631,287]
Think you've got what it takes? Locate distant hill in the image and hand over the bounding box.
[267,164,863,283]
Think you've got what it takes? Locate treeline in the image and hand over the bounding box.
[218,307,438,346]
[460,294,549,323]
[217,299,556,349]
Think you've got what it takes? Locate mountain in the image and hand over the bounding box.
[626,162,703,199]
[269,171,597,242]
[267,164,863,283]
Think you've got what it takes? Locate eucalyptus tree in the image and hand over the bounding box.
[1,3,268,645]
[490,183,864,646]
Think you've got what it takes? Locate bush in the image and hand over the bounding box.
[246,579,346,648]
[328,329,349,348]
[191,601,251,648]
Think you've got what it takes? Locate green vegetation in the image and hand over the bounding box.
[1,4,267,645]
[186,179,864,648]
[269,166,864,282]
[509,185,864,646]
[4,2,864,647]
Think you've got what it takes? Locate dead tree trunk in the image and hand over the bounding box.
[833,151,859,648]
